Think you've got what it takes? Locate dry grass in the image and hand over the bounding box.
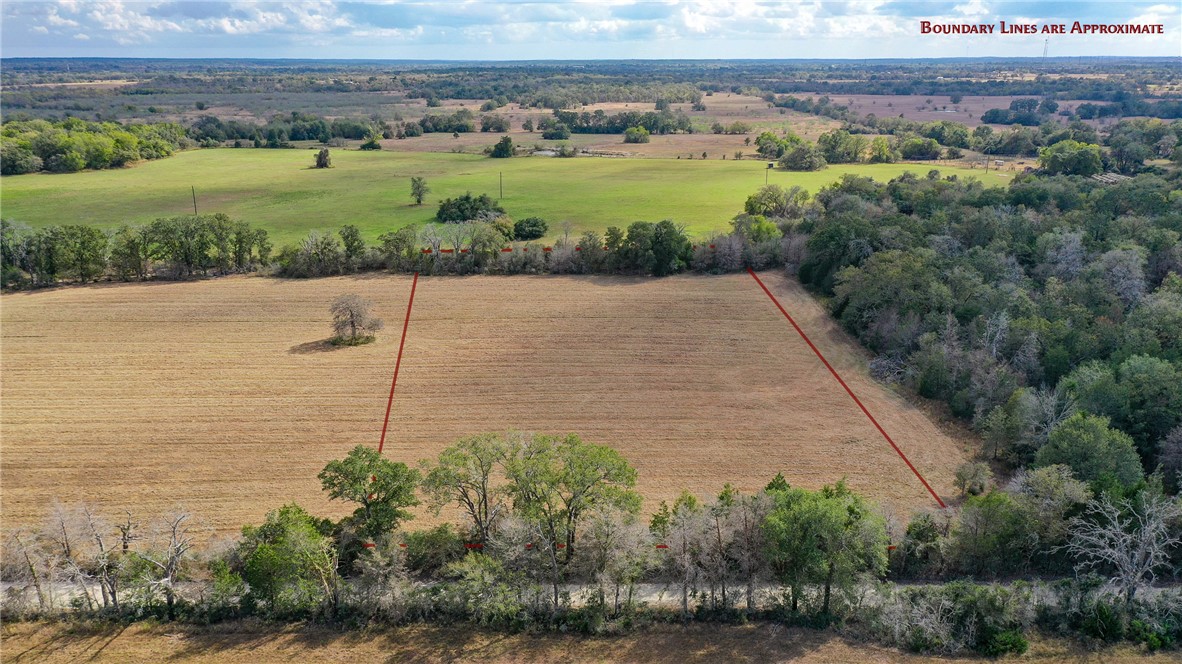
[0,620,1170,663]
[376,94,839,158]
[791,93,1117,129]
[1,272,970,537]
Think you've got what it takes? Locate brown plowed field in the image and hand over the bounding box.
[3,620,1169,664]
[0,272,970,536]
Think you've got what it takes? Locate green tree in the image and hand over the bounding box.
[109,225,153,281]
[764,482,887,615]
[318,445,421,540]
[779,143,827,171]
[420,433,511,545]
[868,136,898,164]
[816,129,867,164]
[60,225,108,283]
[743,184,810,218]
[359,132,382,150]
[338,225,365,267]
[899,137,942,160]
[731,214,782,244]
[952,490,1028,576]
[623,126,650,144]
[235,504,339,615]
[1116,355,1182,461]
[504,433,640,563]
[1035,413,1143,487]
[490,136,514,158]
[1038,140,1102,176]
[314,148,331,169]
[410,176,430,205]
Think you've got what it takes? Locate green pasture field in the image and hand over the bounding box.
[0,148,1010,245]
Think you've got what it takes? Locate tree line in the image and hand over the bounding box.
[1,215,271,288]
[771,93,1182,166]
[4,431,1179,656]
[1,117,190,175]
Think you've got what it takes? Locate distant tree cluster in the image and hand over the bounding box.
[188,112,389,148]
[552,109,692,135]
[1,215,270,287]
[980,98,1061,126]
[1,118,190,174]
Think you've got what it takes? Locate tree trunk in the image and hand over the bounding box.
[823,559,835,615]
[21,546,45,610]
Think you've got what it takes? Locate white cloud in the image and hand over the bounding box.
[1,0,1177,57]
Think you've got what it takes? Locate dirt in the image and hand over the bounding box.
[0,272,970,538]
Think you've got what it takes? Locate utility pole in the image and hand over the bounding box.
[191,186,198,216]
[499,172,503,200]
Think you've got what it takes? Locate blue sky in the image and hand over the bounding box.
[2,1,1178,59]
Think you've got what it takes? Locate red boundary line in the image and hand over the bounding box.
[377,272,419,454]
[746,268,947,508]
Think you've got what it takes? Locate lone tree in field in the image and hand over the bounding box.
[410,176,429,205]
[330,294,384,345]
[314,148,331,169]
[490,135,514,158]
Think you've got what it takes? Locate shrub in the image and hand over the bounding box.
[623,126,650,144]
[542,124,571,140]
[779,144,827,171]
[490,136,514,158]
[514,217,548,241]
[436,192,505,223]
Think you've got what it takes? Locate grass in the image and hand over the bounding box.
[0,148,1009,245]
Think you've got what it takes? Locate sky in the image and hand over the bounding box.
[1,1,1179,60]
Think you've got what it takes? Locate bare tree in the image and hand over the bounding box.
[1097,248,1147,310]
[1044,229,1086,281]
[1066,493,1182,605]
[730,491,772,615]
[2,529,52,613]
[1030,385,1077,447]
[81,506,116,611]
[699,488,736,611]
[137,511,198,620]
[419,224,444,256]
[577,507,655,615]
[44,503,96,611]
[330,294,384,345]
[661,495,706,619]
[441,221,478,255]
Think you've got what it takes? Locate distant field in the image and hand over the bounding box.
[0,149,1007,245]
[793,92,1118,129]
[0,272,970,536]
